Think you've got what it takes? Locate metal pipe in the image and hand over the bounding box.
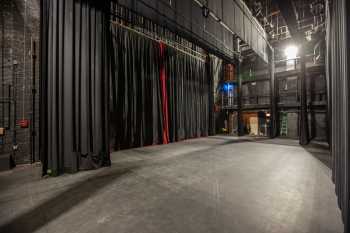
[31,40,36,163]
[192,0,273,54]
[7,85,11,129]
[22,0,27,121]
[299,43,309,145]
[236,59,243,136]
[11,61,18,167]
[1,5,4,128]
[110,20,207,62]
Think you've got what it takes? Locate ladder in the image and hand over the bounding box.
[280,112,288,136]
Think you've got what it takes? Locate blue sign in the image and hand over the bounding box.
[222,83,235,92]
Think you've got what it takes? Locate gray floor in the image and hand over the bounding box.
[0,136,344,233]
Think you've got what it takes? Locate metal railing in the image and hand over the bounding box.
[221,95,238,109]
[241,95,270,106]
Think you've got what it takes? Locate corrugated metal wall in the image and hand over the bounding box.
[326,0,350,231]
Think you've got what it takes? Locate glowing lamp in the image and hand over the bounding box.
[284,45,298,59]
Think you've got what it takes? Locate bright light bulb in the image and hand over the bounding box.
[284,45,298,59]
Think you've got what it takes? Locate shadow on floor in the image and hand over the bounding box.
[303,142,331,169]
[210,136,302,147]
[209,136,269,145]
[0,166,138,233]
[0,136,333,233]
[211,136,332,168]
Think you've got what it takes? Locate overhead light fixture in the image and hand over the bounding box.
[305,30,313,41]
[284,45,298,59]
[202,6,209,18]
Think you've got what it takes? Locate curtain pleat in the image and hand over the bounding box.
[41,1,213,174]
[326,0,350,230]
[40,0,110,175]
[109,24,211,150]
[110,25,164,150]
[159,43,170,144]
[165,51,210,142]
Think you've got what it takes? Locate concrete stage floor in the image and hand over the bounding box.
[0,136,343,233]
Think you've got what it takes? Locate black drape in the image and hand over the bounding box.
[207,57,215,136]
[109,24,164,149]
[165,50,210,142]
[41,1,213,174]
[109,24,211,149]
[40,0,110,175]
[326,0,350,231]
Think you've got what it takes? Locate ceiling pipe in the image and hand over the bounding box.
[192,0,273,56]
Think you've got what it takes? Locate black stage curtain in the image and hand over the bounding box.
[40,0,110,175]
[165,50,210,142]
[41,1,213,174]
[109,24,211,149]
[326,0,350,231]
[109,24,164,149]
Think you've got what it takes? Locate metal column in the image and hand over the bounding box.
[299,43,309,145]
[237,58,243,136]
[269,46,278,138]
[235,37,243,136]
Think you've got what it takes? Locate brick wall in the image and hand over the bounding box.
[0,0,40,164]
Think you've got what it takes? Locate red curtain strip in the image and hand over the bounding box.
[159,42,169,144]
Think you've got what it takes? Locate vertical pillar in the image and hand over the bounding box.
[235,38,243,136]
[269,46,278,138]
[31,40,37,163]
[207,54,216,136]
[299,43,309,145]
[236,58,243,136]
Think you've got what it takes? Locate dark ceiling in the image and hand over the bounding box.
[244,0,325,43]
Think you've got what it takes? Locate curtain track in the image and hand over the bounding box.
[110,20,207,62]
